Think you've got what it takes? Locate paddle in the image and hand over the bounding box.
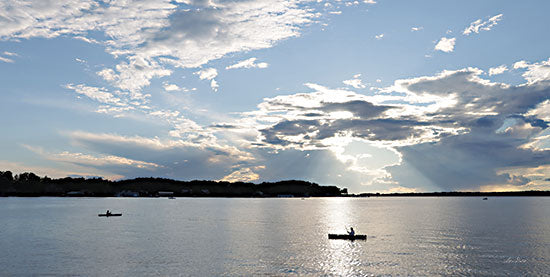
[344,225,350,234]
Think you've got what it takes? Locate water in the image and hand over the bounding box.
[0,197,548,276]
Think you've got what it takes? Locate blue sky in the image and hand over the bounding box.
[1,0,550,193]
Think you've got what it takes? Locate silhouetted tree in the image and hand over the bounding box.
[15,172,40,183]
[0,171,14,188]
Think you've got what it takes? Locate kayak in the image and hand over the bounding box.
[98,213,122,217]
[328,234,367,240]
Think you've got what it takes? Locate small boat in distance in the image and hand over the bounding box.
[98,213,122,217]
[97,214,122,217]
[98,210,122,217]
[483,197,488,200]
[328,234,367,240]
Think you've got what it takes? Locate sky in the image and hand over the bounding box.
[1,0,550,193]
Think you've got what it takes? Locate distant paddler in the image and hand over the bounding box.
[328,227,366,240]
[98,210,122,217]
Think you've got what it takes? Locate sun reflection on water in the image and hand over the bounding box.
[318,198,367,276]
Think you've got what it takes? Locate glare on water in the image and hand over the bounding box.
[0,197,548,276]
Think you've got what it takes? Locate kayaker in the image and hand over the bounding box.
[106,210,111,216]
[348,227,355,236]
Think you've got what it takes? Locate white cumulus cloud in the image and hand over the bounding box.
[0,0,319,96]
[488,65,508,76]
[226,57,268,70]
[434,37,456,52]
[210,79,219,92]
[463,14,503,35]
[343,74,367,89]
[513,58,550,85]
[195,67,219,91]
[162,83,184,92]
[194,68,218,80]
[65,84,124,106]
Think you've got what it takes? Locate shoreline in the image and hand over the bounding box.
[1,191,548,198]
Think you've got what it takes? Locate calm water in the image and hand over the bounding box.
[0,197,548,276]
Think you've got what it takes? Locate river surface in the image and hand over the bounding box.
[0,197,548,276]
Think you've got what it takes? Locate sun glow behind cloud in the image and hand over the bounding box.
[0,1,549,193]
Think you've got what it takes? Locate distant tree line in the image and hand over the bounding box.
[354,191,550,197]
[0,171,346,197]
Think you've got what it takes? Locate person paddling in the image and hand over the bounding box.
[106,210,111,216]
[348,227,355,236]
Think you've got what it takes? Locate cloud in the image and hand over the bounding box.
[65,82,204,138]
[246,81,465,151]
[219,167,262,182]
[434,37,456,52]
[225,57,268,70]
[375,33,384,40]
[62,59,550,192]
[363,0,376,4]
[210,79,219,92]
[411,26,423,32]
[0,0,98,39]
[194,67,219,91]
[97,56,171,94]
[140,1,316,68]
[163,83,183,92]
[1,51,18,62]
[0,0,320,96]
[23,144,160,170]
[343,74,367,89]
[463,14,503,35]
[488,65,508,76]
[0,56,14,63]
[248,147,391,191]
[0,160,123,180]
[513,60,529,69]
[382,186,418,194]
[194,68,218,80]
[525,100,550,122]
[65,84,125,106]
[74,36,99,44]
[513,58,550,85]
[240,62,550,191]
[383,68,550,191]
[65,131,254,180]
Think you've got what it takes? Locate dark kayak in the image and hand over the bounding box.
[98,213,122,217]
[328,234,367,240]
